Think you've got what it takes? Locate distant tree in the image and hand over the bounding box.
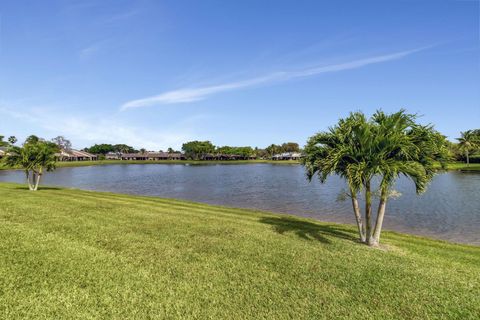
[167,147,176,153]
[456,130,480,166]
[265,144,281,157]
[281,142,300,153]
[8,136,17,145]
[216,146,254,157]
[51,136,72,151]
[182,141,215,160]
[113,144,135,154]
[0,135,7,147]
[84,144,115,155]
[140,148,147,154]
[255,148,268,159]
[303,110,449,246]
[3,136,59,191]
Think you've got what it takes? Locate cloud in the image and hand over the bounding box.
[0,106,202,150]
[79,44,101,59]
[121,46,429,110]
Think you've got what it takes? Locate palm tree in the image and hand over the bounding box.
[456,130,479,167]
[303,110,448,246]
[8,136,17,145]
[3,137,58,191]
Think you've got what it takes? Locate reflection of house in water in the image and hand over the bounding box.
[56,149,98,161]
[120,152,185,161]
[272,152,302,160]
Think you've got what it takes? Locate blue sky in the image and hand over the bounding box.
[0,0,479,150]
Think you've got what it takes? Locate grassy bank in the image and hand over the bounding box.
[56,160,480,171]
[0,183,478,319]
[0,159,301,170]
[2,159,479,172]
[441,162,480,171]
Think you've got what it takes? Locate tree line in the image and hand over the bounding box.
[180,141,301,160]
[2,130,480,164]
[81,141,301,160]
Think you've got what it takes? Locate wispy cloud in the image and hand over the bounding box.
[79,43,101,59]
[79,38,112,59]
[121,46,429,110]
[0,106,203,150]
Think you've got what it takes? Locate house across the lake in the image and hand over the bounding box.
[105,152,121,160]
[121,152,185,161]
[0,147,7,159]
[56,149,98,161]
[272,152,302,160]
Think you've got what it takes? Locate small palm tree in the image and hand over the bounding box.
[456,130,479,167]
[303,110,448,246]
[3,136,58,191]
[8,136,17,145]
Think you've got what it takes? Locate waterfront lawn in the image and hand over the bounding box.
[0,183,479,319]
[0,159,301,170]
[443,162,480,171]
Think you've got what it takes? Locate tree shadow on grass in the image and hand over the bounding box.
[259,216,358,245]
[14,186,62,191]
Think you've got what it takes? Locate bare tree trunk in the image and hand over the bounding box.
[373,187,388,245]
[365,180,374,246]
[350,190,366,242]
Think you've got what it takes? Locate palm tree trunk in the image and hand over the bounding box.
[34,174,41,191]
[33,168,43,191]
[350,190,366,242]
[26,170,34,191]
[29,172,36,191]
[365,180,374,246]
[373,187,388,245]
[466,149,470,167]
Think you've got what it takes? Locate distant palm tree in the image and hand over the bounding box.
[303,110,448,246]
[8,136,17,145]
[456,130,479,167]
[4,137,58,191]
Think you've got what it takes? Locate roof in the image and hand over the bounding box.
[58,149,96,158]
[273,152,302,158]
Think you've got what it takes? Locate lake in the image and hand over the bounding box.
[1,164,479,245]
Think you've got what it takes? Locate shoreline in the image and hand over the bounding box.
[1,159,479,171]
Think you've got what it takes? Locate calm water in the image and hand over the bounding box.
[1,164,479,245]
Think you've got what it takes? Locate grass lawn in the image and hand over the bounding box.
[0,159,301,170]
[0,182,479,319]
[2,159,480,172]
[441,162,480,171]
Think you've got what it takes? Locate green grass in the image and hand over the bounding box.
[2,159,479,172]
[0,159,301,170]
[0,183,478,319]
[441,162,480,171]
